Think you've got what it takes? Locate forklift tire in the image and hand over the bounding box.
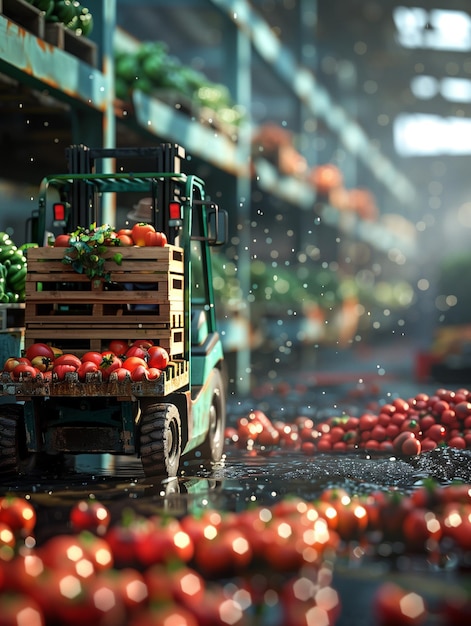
[139,402,182,478]
[188,368,226,467]
[0,403,36,475]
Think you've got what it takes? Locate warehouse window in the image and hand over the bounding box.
[393,113,471,156]
[393,7,471,51]
[411,75,471,103]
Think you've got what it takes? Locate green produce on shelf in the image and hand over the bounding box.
[0,233,28,303]
[27,0,54,17]
[115,42,245,128]
[52,0,77,23]
[26,0,94,37]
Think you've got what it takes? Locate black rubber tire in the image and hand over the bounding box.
[0,403,36,475]
[189,368,226,466]
[139,402,182,478]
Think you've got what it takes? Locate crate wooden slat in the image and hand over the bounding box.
[24,303,184,328]
[25,245,184,274]
[44,22,64,48]
[24,327,184,358]
[24,245,185,357]
[0,0,45,38]
[25,277,184,304]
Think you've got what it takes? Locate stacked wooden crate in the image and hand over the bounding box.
[24,246,185,357]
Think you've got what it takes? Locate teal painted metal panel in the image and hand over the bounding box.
[0,15,109,110]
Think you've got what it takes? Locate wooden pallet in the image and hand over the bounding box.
[24,245,185,356]
[0,359,189,398]
[0,0,44,38]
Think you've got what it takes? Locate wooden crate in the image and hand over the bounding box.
[0,0,45,38]
[44,22,98,67]
[63,27,97,67]
[24,245,186,357]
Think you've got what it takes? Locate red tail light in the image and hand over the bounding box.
[169,201,182,220]
[53,202,66,221]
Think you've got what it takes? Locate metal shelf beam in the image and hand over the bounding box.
[209,0,417,206]
[0,15,109,111]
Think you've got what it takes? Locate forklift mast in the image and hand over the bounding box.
[65,144,186,244]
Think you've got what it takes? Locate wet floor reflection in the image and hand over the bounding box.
[4,443,470,546]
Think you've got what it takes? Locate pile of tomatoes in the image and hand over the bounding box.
[53,222,168,249]
[1,480,471,625]
[227,387,471,457]
[2,340,170,383]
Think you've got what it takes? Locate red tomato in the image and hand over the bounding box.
[123,356,148,372]
[70,500,111,534]
[144,563,204,608]
[144,230,167,247]
[371,424,387,441]
[145,367,161,380]
[448,435,466,449]
[128,602,199,626]
[135,518,194,567]
[147,345,170,370]
[125,345,148,360]
[99,353,122,380]
[30,355,54,372]
[108,367,131,382]
[99,567,148,612]
[108,339,129,357]
[442,503,471,550]
[420,437,437,451]
[0,496,36,534]
[77,532,114,571]
[105,520,142,569]
[39,534,87,570]
[132,339,154,350]
[401,435,421,456]
[117,234,134,246]
[53,234,71,247]
[393,431,416,454]
[393,397,410,413]
[117,228,133,237]
[373,582,427,626]
[11,363,40,380]
[54,353,82,368]
[403,508,442,550]
[401,418,421,434]
[81,351,103,366]
[425,423,446,443]
[0,592,45,626]
[76,361,99,380]
[454,401,471,420]
[131,223,156,247]
[131,365,149,381]
[193,527,252,577]
[53,364,77,380]
[25,343,55,362]
[359,413,378,431]
[2,357,21,372]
